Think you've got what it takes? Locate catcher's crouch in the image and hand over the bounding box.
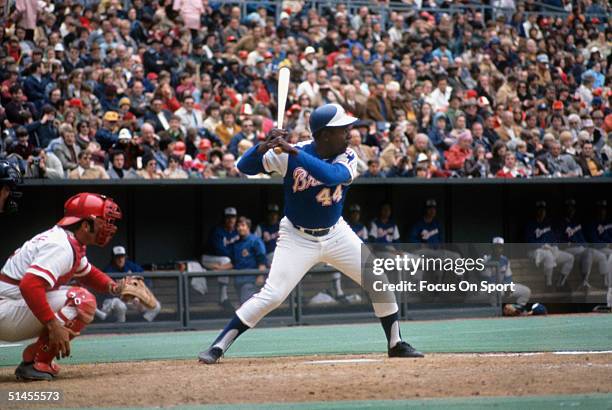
[0,192,156,381]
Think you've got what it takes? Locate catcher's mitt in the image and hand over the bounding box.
[118,276,158,309]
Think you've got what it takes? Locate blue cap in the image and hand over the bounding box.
[309,103,358,136]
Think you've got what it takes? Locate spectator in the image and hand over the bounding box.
[463,144,490,178]
[53,124,81,173]
[107,151,139,180]
[175,94,204,132]
[444,131,473,173]
[95,111,120,151]
[163,154,188,179]
[214,152,240,178]
[215,109,241,146]
[24,148,64,179]
[145,98,173,133]
[136,154,164,179]
[68,150,110,179]
[496,152,528,178]
[539,141,583,177]
[25,105,58,149]
[577,142,605,177]
[362,158,385,178]
[5,85,37,126]
[7,126,34,160]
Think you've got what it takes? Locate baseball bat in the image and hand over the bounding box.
[274,67,291,154]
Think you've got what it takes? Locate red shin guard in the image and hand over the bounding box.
[22,287,96,376]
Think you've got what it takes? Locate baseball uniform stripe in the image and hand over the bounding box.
[27,265,57,287]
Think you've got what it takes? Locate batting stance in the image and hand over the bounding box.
[199,103,424,363]
[0,193,125,381]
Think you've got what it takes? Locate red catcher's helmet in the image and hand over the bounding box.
[57,193,122,247]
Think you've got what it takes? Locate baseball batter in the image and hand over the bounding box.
[0,193,125,381]
[199,103,424,363]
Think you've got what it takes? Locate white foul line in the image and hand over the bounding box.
[0,343,22,348]
[304,359,383,364]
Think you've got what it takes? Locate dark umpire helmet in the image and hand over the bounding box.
[0,160,23,214]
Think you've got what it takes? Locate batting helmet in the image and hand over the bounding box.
[0,160,23,214]
[57,193,122,247]
[309,103,358,136]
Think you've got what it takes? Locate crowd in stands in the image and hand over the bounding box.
[0,0,610,179]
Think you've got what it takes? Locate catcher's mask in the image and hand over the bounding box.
[57,193,122,247]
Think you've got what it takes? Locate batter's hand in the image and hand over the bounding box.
[47,320,79,359]
[269,136,298,156]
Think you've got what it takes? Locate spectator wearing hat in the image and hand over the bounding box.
[300,46,318,72]
[95,111,120,151]
[53,124,81,173]
[525,200,574,287]
[110,128,145,170]
[462,98,483,130]
[255,203,281,266]
[68,150,110,179]
[107,150,139,179]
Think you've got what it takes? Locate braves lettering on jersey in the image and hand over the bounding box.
[409,219,442,244]
[239,140,358,229]
[557,218,586,243]
[1,226,90,293]
[255,223,280,254]
[350,222,368,242]
[525,220,556,244]
[228,234,266,285]
[209,226,240,257]
[369,219,400,243]
[586,220,612,248]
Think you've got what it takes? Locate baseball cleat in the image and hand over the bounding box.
[198,346,223,364]
[388,341,425,358]
[15,362,54,381]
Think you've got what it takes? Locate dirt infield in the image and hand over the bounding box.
[1,353,611,408]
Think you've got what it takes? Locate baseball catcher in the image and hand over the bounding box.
[0,192,154,381]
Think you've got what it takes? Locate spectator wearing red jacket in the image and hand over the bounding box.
[444,131,473,173]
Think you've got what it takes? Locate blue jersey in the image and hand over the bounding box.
[369,219,400,243]
[525,219,556,244]
[557,218,586,243]
[350,222,368,242]
[586,219,612,245]
[237,141,358,229]
[228,234,266,285]
[409,219,442,244]
[209,226,240,257]
[255,223,280,254]
[104,260,144,274]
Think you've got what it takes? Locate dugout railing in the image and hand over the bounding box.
[86,266,499,334]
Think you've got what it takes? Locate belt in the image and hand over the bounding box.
[0,273,20,286]
[294,224,333,237]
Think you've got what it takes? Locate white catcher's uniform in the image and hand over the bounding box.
[235,141,398,327]
[0,226,91,341]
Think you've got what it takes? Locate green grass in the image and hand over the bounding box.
[1,315,611,366]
